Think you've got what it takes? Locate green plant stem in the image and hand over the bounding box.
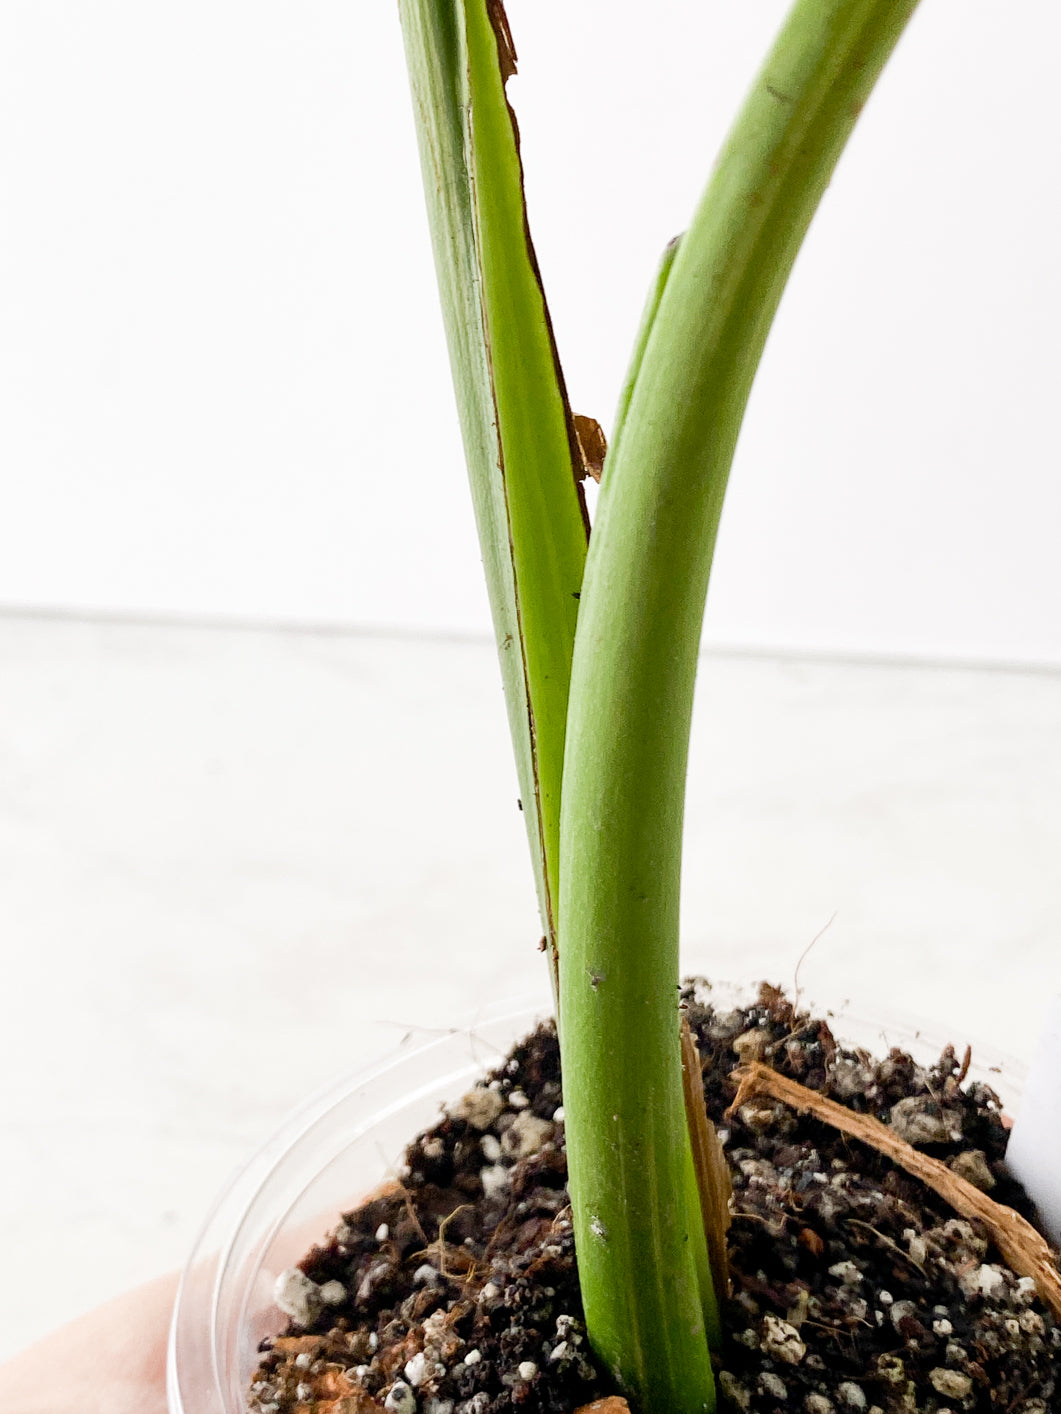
[557,3,920,1410]
[610,236,680,458]
[398,0,588,970]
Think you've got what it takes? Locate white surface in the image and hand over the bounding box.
[1,2,1060,663]
[1006,996,1061,1245]
[1,613,1059,1361]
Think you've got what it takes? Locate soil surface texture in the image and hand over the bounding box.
[247,983,1060,1414]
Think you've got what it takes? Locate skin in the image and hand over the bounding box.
[0,1272,178,1414]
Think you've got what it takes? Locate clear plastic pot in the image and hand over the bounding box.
[167,996,554,1414]
[167,983,1025,1414]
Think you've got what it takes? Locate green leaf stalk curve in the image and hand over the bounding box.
[557,4,921,1411]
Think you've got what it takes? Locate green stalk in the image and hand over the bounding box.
[398,0,589,970]
[558,3,920,1410]
[610,236,680,458]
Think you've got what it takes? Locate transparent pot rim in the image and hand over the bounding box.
[167,991,555,1414]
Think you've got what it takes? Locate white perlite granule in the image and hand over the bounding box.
[480,1164,510,1200]
[453,1087,503,1130]
[272,1268,320,1326]
[384,1380,417,1413]
[502,1111,552,1158]
[761,1314,806,1365]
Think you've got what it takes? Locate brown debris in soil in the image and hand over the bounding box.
[682,1016,733,1299]
[729,1059,1061,1323]
[248,983,1061,1414]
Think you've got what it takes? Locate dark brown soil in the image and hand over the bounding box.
[247,983,1060,1414]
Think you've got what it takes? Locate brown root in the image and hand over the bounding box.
[727,1061,1061,1321]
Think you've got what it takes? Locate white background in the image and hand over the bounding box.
[1,1,1059,663]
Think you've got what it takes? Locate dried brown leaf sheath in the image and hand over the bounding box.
[485,0,517,82]
[681,1018,733,1299]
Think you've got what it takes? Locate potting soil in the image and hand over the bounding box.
[247,983,1059,1414]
